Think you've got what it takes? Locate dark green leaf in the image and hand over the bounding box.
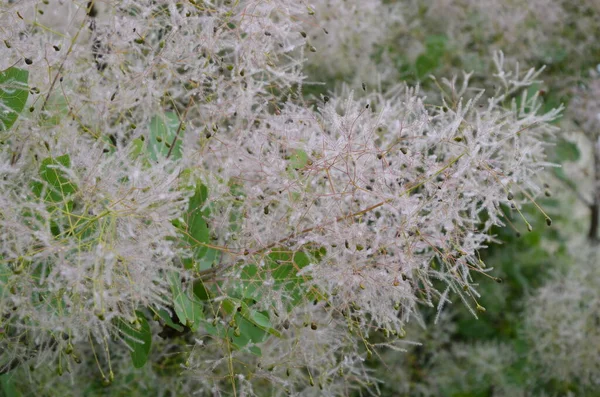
[117,311,152,369]
[155,308,184,332]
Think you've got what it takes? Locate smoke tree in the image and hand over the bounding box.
[0,1,561,395]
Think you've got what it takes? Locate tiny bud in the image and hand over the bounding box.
[300,31,307,38]
[527,224,533,232]
[309,45,316,52]
[545,190,551,197]
[362,82,366,91]
[546,218,552,226]
[476,304,486,313]
[507,192,514,200]
[24,58,33,65]
[310,322,317,330]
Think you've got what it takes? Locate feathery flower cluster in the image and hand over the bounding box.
[0,0,561,394]
[523,246,600,387]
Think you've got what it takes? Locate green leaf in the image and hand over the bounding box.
[169,272,204,330]
[31,155,78,206]
[223,298,281,338]
[192,278,212,301]
[178,182,220,271]
[288,149,309,170]
[0,67,29,131]
[117,311,152,369]
[0,373,20,397]
[155,308,184,332]
[148,112,182,161]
